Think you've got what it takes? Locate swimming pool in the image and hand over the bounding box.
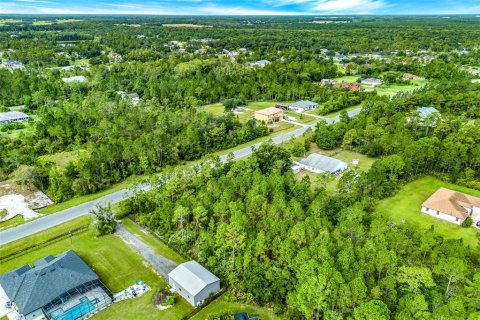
[51,297,98,320]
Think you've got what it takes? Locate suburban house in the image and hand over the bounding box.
[289,100,318,112]
[421,188,480,226]
[118,91,140,106]
[251,59,271,68]
[254,107,284,123]
[335,82,361,91]
[0,111,29,124]
[409,107,441,126]
[3,59,25,71]
[333,53,347,61]
[403,73,420,80]
[0,250,113,320]
[296,153,348,174]
[168,261,220,307]
[62,75,86,83]
[320,79,337,86]
[361,78,383,86]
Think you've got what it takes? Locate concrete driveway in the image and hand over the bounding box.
[115,224,178,280]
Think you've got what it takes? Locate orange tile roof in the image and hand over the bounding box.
[422,187,480,219]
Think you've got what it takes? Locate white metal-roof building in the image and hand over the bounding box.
[0,111,29,124]
[62,75,86,83]
[168,261,220,306]
[297,153,348,174]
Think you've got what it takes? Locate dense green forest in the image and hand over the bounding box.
[121,142,480,320]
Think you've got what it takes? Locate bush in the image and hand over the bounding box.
[166,296,175,305]
[152,291,167,305]
[461,216,473,228]
[91,204,116,236]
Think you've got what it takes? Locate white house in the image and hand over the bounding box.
[297,153,348,174]
[289,100,318,112]
[62,75,86,83]
[0,111,29,124]
[168,261,220,307]
[251,60,271,68]
[421,188,480,226]
[361,78,383,86]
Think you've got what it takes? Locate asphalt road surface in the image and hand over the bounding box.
[0,107,361,246]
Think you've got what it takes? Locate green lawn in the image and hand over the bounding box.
[191,294,280,320]
[39,149,88,168]
[0,218,194,320]
[284,111,317,124]
[0,215,26,231]
[121,218,186,264]
[375,176,480,248]
[334,75,359,83]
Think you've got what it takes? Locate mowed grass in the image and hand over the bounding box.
[191,294,280,320]
[121,218,186,264]
[375,176,480,248]
[0,217,193,320]
[39,149,88,167]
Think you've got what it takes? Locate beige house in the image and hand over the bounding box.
[421,188,480,226]
[254,107,284,123]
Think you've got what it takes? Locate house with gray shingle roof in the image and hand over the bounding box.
[0,250,112,320]
[289,100,318,112]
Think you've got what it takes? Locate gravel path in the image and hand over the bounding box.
[115,224,178,280]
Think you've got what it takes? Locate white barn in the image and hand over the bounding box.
[421,188,480,226]
[297,153,348,174]
[0,111,29,124]
[168,261,220,307]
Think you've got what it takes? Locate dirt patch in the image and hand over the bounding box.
[0,194,43,222]
[0,181,53,209]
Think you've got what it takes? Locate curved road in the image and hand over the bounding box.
[0,107,361,246]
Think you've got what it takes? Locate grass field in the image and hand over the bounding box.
[0,19,22,26]
[375,176,480,248]
[39,149,88,168]
[191,294,280,320]
[0,217,194,320]
[334,75,359,83]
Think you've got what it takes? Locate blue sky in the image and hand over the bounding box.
[1,0,480,15]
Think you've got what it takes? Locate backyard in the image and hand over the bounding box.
[374,176,480,248]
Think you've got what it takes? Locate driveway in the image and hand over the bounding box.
[115,224,178,280]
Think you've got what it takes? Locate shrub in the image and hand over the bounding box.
[166,296,175,305]
[91,204,116,236]
[461,216,473,228]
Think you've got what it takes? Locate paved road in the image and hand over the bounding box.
[0,107,362,246]
[115,224,178,279]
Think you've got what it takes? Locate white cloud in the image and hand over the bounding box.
[312,0,385,13]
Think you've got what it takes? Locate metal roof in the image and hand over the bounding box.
[290,100,318,109]
[417,107,440,119]
[168,261,219,296]
[0,250,99,315]
[299,153,348,173]
[0,111,29,123]
[62,75,86,83]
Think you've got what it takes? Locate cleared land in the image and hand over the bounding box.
[374,176,480,248]
[162,24,212,28]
